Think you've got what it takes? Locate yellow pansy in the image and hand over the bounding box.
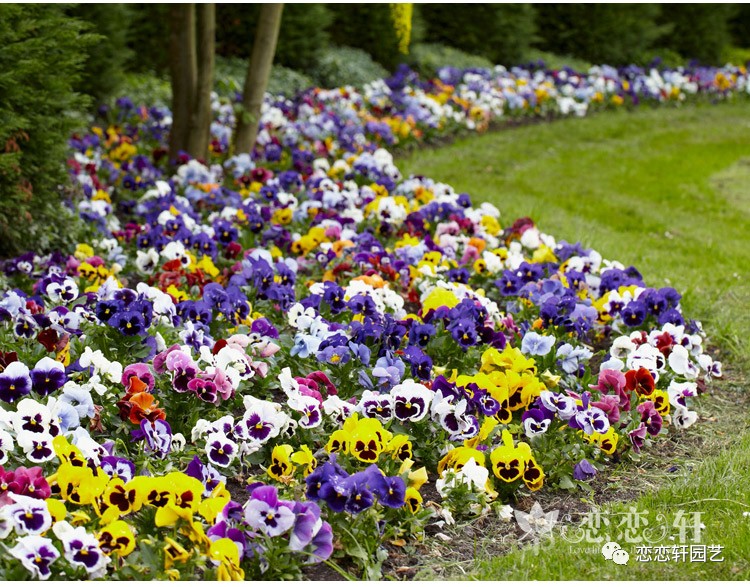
[267,444,296,483]
[291,445,317,476]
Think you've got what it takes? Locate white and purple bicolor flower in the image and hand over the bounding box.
[539,390,577,420]
[8,494,52,535]
[358,390,393,423]
[391,379,433,422]
[569,392,610,435]
[8,535,60,580]
[133,419,172,458]
[53,523,110,578]
[287,394,322,429]
[205,432,238,468]
[243,485,296,538]
[522,408,552,438]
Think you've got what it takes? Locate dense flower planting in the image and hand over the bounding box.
[0,61,739,579]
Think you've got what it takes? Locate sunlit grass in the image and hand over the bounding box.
[398,102,750,579]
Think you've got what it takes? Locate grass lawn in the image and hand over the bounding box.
[397,101,750,579]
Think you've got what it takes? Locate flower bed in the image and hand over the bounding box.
[0,62,738,580]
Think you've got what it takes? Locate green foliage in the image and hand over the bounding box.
[535,4,668,65]
[420,4,537,66]
[722,46,750,66]
[327,4,401,70]
[730,4,750,48]
[310,46,389,89]
[121,72,172,107]
[407,43,493,78]
[633,47,685,69]
[216,4,332,72]
[521,49,593,73]
[658,4,738,65]
[68,3,133,104]
[215,56,313,97]
[0,4,91,258]
[125,4,170,74]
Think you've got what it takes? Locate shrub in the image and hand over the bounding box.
[407,43,494,78]
[215,56,313,97]
[327,4,402,70]
[216,4,332,73]
[521,49,593,73]
[420,4,537,66]
[0,5,92,257]
[125,4,170,74]
[310,46,389,89]
[722,46,750,67]
[535,4,668,65]
[68,4,133,104]
[658,4,737,65]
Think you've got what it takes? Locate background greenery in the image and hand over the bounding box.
[2,2,750,256]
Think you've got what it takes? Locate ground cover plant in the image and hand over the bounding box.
[0,60,747,580]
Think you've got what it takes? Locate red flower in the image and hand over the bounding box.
[625,367,655,398]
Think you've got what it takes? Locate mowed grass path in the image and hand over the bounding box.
[398,102,750,579]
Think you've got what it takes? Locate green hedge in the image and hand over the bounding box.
[420,4,537,66]
[407,43,494,78]
[310,46,389,89]
[0,5,91,257]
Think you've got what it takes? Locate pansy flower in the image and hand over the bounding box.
[8,535,60,580]
[53,522,110,578]
[568,392,610,435]
[0,361,32,403]
[8,494,53,535]
[29,357,67,396]
[205,432,238,468]
[97,519,136,557]
[490,430,531,483]
[243,485,296,537]
[391,379,433,422]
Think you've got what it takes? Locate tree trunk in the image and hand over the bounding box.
[234,3,284,154]
[187,3,215,161]
[168,3,197,161]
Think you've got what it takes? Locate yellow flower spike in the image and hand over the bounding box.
[404,487,423,514]
[387,434,412,461]
[98,520,136,557]
[45,498,67,523]
[291,445,317,476]
[267,444,296,483]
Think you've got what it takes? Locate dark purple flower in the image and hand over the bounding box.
[30,357,67,396]
[0,361,32,403]
[573,459,597,481]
